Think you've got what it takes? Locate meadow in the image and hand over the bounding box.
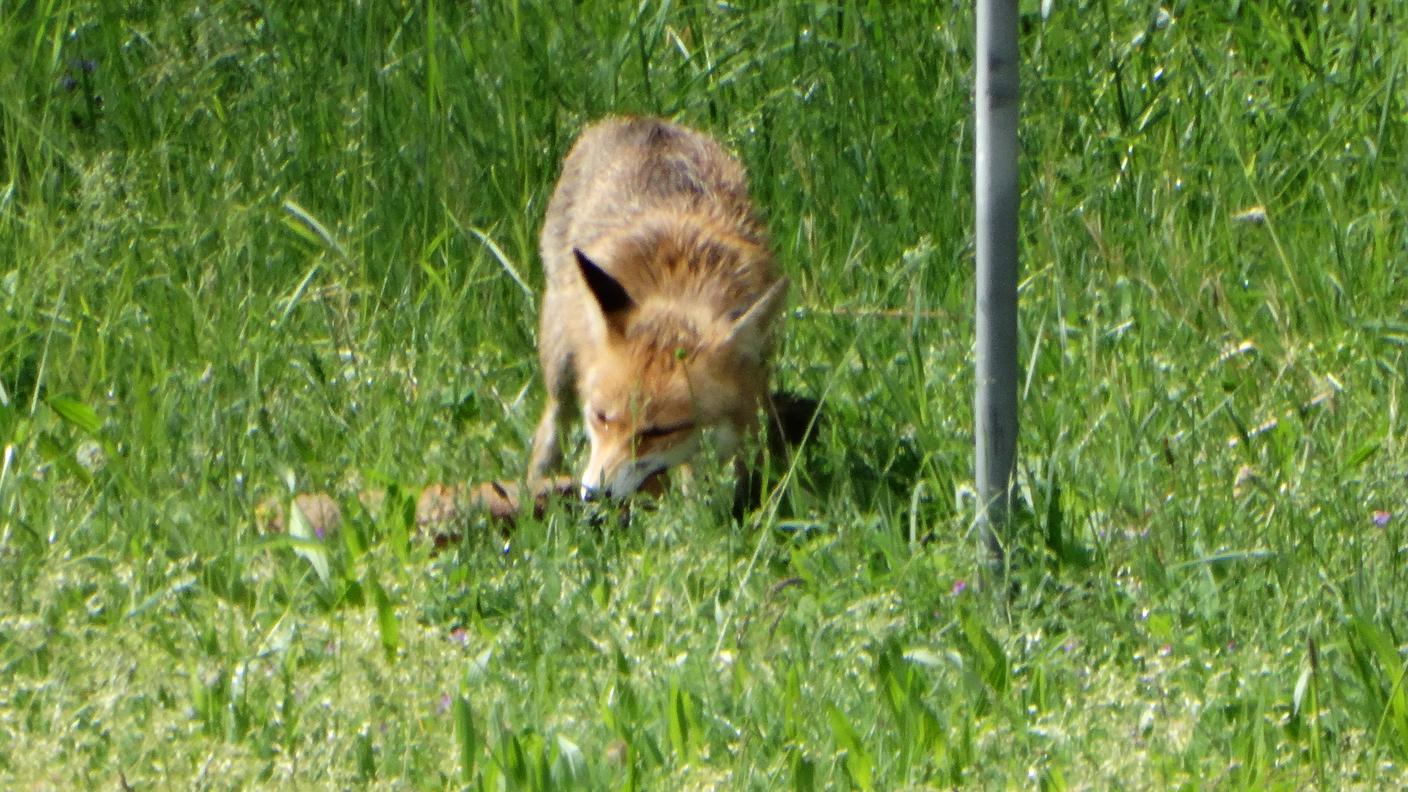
[2,0,1406,788]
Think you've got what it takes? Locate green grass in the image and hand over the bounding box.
[3,0,1407,787]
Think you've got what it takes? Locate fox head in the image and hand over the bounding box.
[571,248,787,499]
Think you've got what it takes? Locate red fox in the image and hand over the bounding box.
[529,117,788,499]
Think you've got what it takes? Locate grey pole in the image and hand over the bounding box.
[974,0,1020,571]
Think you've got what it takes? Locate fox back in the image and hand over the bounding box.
[530,117,787,497]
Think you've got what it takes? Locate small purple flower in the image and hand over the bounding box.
[449,627,469,646]
[60,75,79,92]
[1158,643,1173,657]
[951,579,967,596]
[437,693,452,715]
[1372,510,1392,527]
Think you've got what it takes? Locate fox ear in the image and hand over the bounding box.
[723,277,789,354]
[574,248,635,334]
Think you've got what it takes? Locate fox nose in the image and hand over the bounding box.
[580,478,633,502]
[580,458,665,502]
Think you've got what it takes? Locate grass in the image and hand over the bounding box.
[2,0,1406,787]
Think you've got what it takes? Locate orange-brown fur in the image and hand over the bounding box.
[529,117,787,497]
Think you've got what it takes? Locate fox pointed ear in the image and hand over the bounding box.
[574,248,635,335]
[723,277,789,353]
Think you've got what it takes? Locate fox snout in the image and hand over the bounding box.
[579,434,696,500]
[579,456,667,501]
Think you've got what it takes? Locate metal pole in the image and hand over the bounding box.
[974,0,1020,571]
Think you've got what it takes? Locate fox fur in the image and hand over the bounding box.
[529,116,787,498]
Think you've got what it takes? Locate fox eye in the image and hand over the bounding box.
[592,409,609,425]
[636,421,695,441]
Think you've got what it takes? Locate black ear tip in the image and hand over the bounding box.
[574,248,634,314]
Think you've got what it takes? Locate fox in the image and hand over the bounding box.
[528,116,788,499]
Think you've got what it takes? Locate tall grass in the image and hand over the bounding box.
[2,1,1405,787]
